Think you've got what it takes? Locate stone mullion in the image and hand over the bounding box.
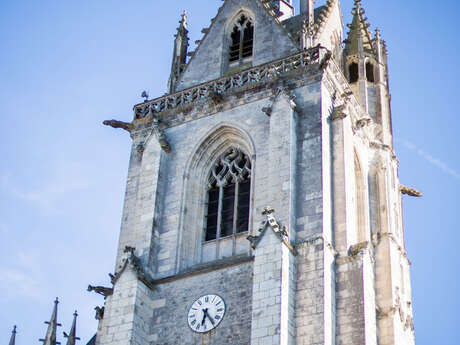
[215,185,224,260]
[232,181,240,255]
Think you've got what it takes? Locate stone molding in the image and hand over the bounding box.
[154,254,253,285]
[247,207,298,256]
[295,235,338,256]
[110,246,156,291]
[262,85,298,116]
[374,232,412,265]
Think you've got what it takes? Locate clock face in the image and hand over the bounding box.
[187,294,226,333]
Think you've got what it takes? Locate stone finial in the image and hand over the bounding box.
[8,326,17,345]
[180,10,187,29]
[168,10,190,94]
[63,311,80,345]
[39,298,62,345]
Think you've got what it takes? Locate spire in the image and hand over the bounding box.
[63,311,80,345]
[8,326,17,345]
[39,298,62,345]
[168,10,189,93]
[300,0,315,27]
[344,0,375,57]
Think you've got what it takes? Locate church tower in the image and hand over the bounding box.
[98,1,418,344]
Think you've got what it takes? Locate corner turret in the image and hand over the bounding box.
[168,11,189,94]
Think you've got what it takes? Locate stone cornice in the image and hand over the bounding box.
[153,254,254,285]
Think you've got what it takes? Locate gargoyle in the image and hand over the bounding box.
[87,285,114,298]
[209,91,224,105]
[400,185,422,197]
[103,120,133,133]
[319,50,332,70]
[95,306,105,320]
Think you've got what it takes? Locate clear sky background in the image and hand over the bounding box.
[0,0,458,344]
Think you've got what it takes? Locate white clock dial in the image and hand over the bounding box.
[187,294,226,333]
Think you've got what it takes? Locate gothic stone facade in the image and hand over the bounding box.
[96,1,416,344]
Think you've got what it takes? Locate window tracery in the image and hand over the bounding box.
[205,148,251,242]
[229,15,254,63]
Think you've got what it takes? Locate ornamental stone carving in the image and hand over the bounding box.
[247,207,297,256]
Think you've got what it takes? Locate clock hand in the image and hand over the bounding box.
[204,309,215,326]
[201,308,208,325]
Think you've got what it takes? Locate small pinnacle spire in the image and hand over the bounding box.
[63,311,80,345]
[9,326,17,345]
[344,0,375,56]
[168,9,190,94]
[39,298,62,345]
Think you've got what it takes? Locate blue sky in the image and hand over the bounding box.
[0,0,458,344]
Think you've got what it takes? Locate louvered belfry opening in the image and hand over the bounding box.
[205,148,251,242]
[229,15,254,63]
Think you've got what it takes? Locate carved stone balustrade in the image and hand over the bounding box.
[133,46,327,119]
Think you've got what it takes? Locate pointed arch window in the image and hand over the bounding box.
[229,15,254,63]
[366,62,375,82]
[205,148,251,242]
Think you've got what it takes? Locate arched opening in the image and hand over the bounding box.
[205,148,251,241]
[366,62,375,82]
[349,62,359,83]
[178,126,254,270]
[229,14,254,63]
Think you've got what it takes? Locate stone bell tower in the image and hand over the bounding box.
[96,1,419,344]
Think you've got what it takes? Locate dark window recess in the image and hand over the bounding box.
[366,62,375,82]
[221,185,235,237]
[236,181,250,233]
[204,148,252,242]
[229,15,254,63]
[205,188,219,241]
[349,62,359,83]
